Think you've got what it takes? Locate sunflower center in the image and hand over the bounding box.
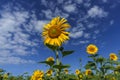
[111,55,115,59]
[89,47,95,52]
[87,71,91,74]
[48,26,61,38]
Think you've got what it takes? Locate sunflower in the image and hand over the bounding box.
[111,77,116,80]
[46,57,55,62]
[64,68,69,74]
[109,53,118,61]
[79,74,83,79]
[86,44,98,54]
[75,69,80,75]
[85,69,92,75]
[3,73,8,79]
[46,70,53,76]
[31,70,44,80]
[42,16,70,47]
[115,65,120,72]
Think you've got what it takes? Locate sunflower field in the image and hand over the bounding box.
[1,17,120,80]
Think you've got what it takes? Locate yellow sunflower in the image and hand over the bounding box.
[42,16,70,47]
[75,69,80,75]
[31,70,44,80]
[64,68,69,74]
[86,44,98,54]
[85,69,92,75]
[46,70,53,76]
[46,57,55,62]
[3,73,8,79]
[79,74,83,79]
[109,53,118,61]
[111,77,116,80]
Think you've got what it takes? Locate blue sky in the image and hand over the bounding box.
[0,0,120,76]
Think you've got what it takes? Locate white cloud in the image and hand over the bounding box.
[94,30,99,34]
[35,20,48,32]
[75,0,83,4]
[87,23,97,28]
[102,0,107,3]
[110,20,114,25]
[84,33,90,39]
[79,40,89,44]
[42,8,69,19]
[41,0,48,6]
[70,31,84,38]
[71,40,89,45]
[0,56,35,64]
[0,5,46,64]
[88,6,108,18]
[70,23,85,39]
[63,4,76,13]
[57,0,64,4]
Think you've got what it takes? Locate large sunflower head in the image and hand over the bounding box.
[109,53,118,61]
[42,17,70,47]
[86,44,98,55]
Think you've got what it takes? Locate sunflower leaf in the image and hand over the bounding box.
[53,64,70,70]
[96,57,105,63]
[84,62,96,69]
[62,50,74,57]
[39,61,55,66]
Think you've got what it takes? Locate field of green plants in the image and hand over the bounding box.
[1,17,120,80]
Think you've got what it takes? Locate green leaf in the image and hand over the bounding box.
[85,61,96,69]
[0,69,5,72]
[53,64,70,70]
[59,47,64,51]
[96,57,105,63]
[62,50,74,57]
[88,54,99,58]
[103,65,114,70]
[39,61,55,66]
[109,60,119,65]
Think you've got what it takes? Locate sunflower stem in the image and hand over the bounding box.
[55,50,60,65]
[55,50,60,80]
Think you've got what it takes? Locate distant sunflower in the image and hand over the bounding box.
[75,69,80,75]
[85,69,92,76]
[110,53,118,61]
[46,70,53,76]
[46,57,55,62]
[64,69,69,74]
[42,16,70,47]
[86,44,98,54]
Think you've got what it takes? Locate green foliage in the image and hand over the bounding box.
[53,64,70,70]
[39,61,55,66]
[62,50,74,57]
[85,61,96,69]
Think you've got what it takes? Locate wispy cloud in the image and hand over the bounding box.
[70,31,84,38]
[88,6,108,18]
[110,20,114,25]
[63,4,76,13]
[42,8,69,19]
[0,4,48,64]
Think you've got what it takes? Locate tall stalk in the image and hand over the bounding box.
[55,50,60,80]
